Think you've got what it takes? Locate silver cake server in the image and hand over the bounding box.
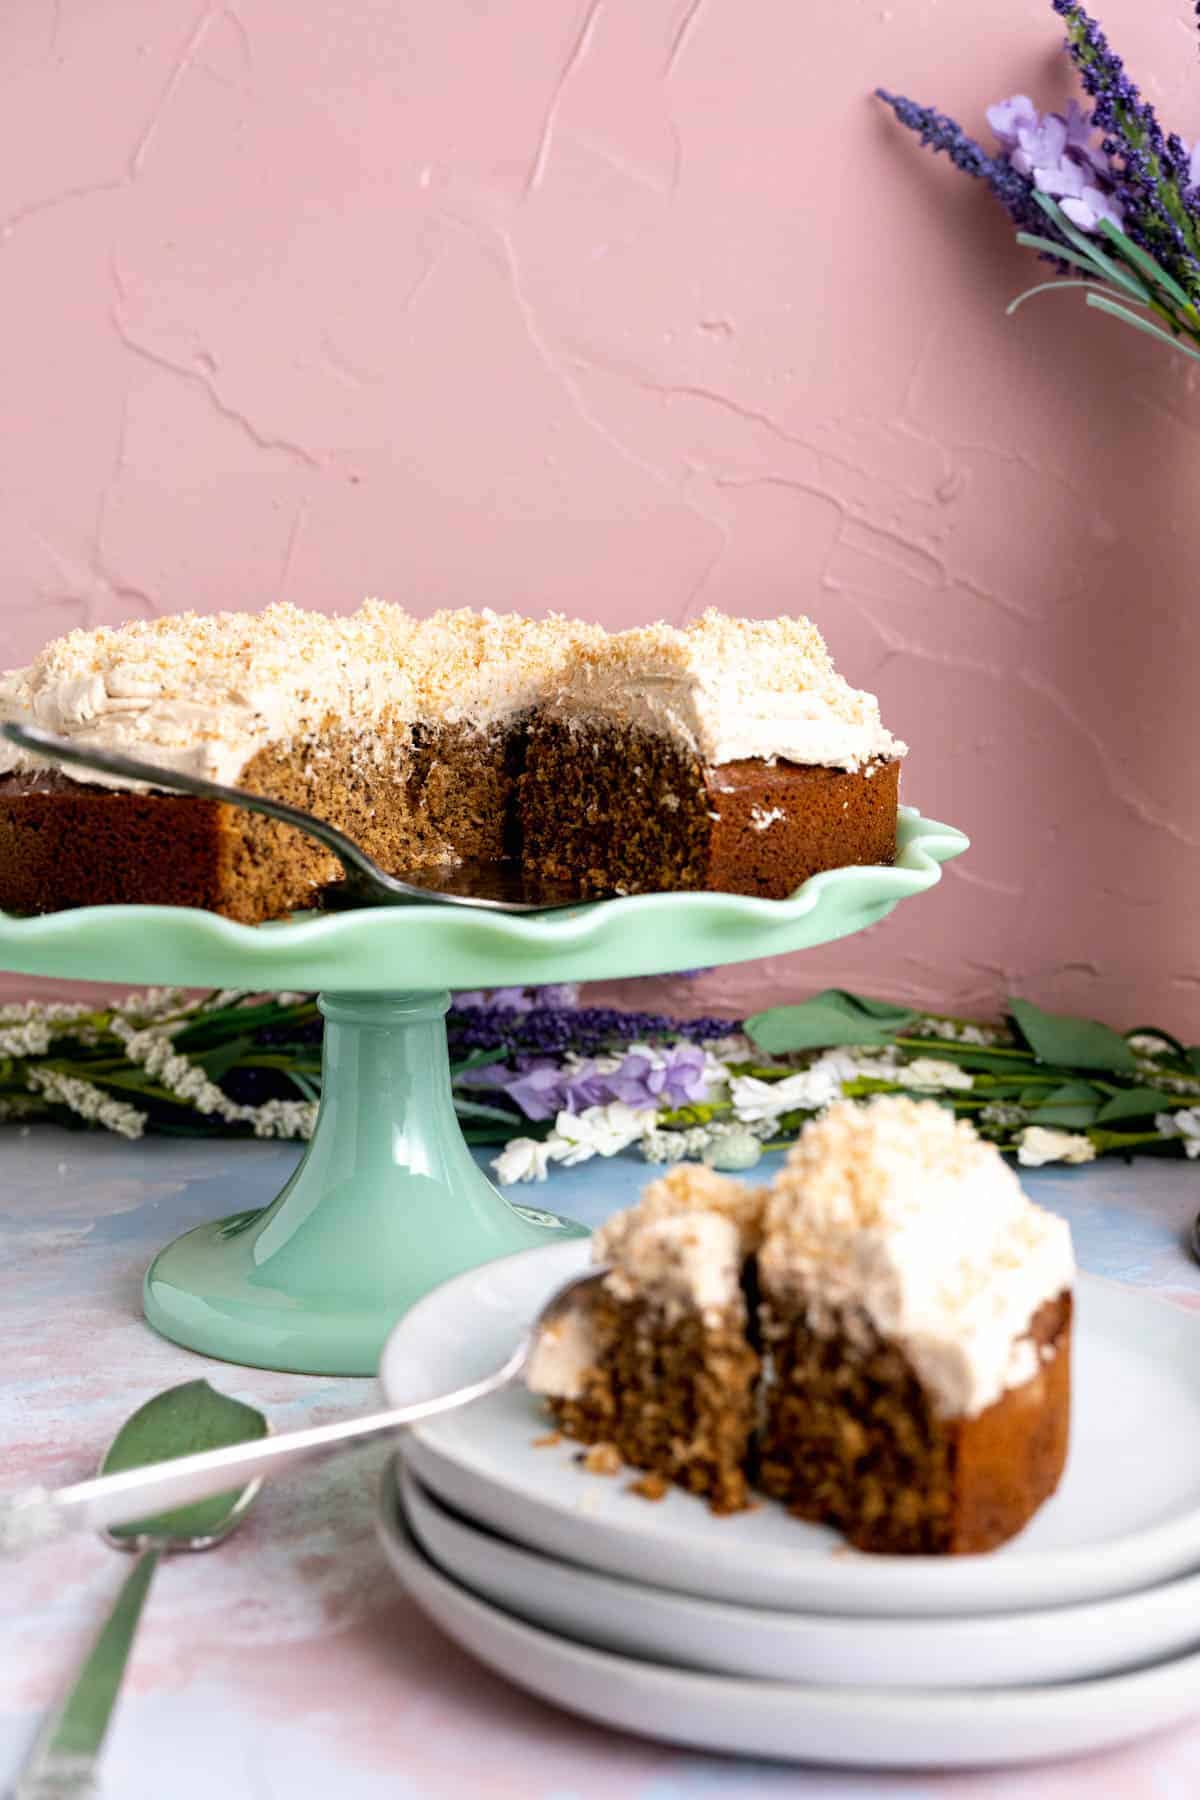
[1,721,583,913]
[0,1268,606,1557]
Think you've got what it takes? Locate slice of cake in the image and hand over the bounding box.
[519,608,906,899]
[0,604,421,922]
[528,1165,766,1513]
[403,607,602,864]
[758,1097,1074,1554]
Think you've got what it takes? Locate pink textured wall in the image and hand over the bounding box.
[1,0,1198,1030]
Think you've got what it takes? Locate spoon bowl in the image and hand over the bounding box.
[10,1380,267,1799]
[1,1266,607,1556]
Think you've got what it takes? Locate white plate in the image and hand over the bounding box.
[397,1460,1200,1690]
[378,1462,1200,1769]
[382,1240,1200,1617]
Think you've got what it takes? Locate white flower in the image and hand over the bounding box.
[703,1033,759,1066]
[729,1049,895,1127]
[900,1058,974,1093]
[1017,1127,1096,1168]
[1129,1033,1173,1059]
[981,1102,1024,1129]
[730,1072,826,1125]
[0,1021,54,1057]
[907,1018,1002,1047]
[1156,1108,1200,1159]
[492,1137,553,1184]
[544,1103,655,1167]
[112,1019,246,1122]
[249,1099,319,1140]
[26,1069,146,1139]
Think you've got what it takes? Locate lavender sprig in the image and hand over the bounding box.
[875,88,1073,265]
[1053,1,1200,288]
[446,1002,741,1058]
[880,5,1200,363]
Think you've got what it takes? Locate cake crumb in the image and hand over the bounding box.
[531,1431,562,1448]
[628,1472,670,1502]
[580,1442,622,1476]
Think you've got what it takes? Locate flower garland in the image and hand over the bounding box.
[1,984,1198,1180]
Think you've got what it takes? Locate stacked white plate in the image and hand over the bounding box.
[377,1241,1200,1769]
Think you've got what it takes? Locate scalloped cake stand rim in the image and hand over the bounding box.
[0,805,968,993]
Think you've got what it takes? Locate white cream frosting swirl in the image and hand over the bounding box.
[0,604,413,791]
[761,1097,1074,1419]
[547,609,905,771]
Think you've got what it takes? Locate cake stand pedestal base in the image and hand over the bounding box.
[143,990,584,1376]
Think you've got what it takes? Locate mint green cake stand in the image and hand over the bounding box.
[0,805,966,1376]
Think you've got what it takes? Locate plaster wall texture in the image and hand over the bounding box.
[0,0,1196,1029]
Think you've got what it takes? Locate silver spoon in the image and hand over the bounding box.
[0,721,583,914]
[0,1266,605,1558]
[10,1380,266,1800]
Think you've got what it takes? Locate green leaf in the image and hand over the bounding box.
[1015,232,1144,291]
[194,1036,254,1082]
[452,1097,525,1125]
[1007,279,1134,318]
[1033,194,1152,301]
[449,1048,511,1076]
[100,1379,267,1541]
[1097,219,1196,312]
[746,991,915,1054]
[1095,1088,1183,1125]
[1085,294,1200,364]
[1186,1049,1200,1079]
[895,1043,1043,1078]
[1008,999,1138,1073]
[1029,1081,1103,1129]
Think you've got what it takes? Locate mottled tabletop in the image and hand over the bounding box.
[3,1128,1200,1800]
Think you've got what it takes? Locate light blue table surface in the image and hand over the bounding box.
[2,1128,1199,1799]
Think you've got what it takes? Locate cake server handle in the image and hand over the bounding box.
[0,721,578,912]
[0,1371,520,1556]
[0,721,423,906]
[0,1268,606,1554]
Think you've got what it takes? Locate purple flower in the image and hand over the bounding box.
[539,984,580,1009]
[985,95,1122,236]
[501,1060,573,1121]
[562,1062,617,1111]
[1054,1,1200,284]
[446,1003,742,1059]
[606,1043,710,1110]
[875,89,1073,262]
[986,94,1039,153]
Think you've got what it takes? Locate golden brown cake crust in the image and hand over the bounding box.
[520,715,898,900]
[0,719,425,924]
[758,1293,1072,1555]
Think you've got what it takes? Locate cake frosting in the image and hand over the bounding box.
[406,607,602,730]
[524,1304,599,1402]
[0,602,603,790]
[527,1165,762,1401]
[0,602,901,792]
[545,609,906,772]
[761,1096,1074,1418]
[596,1162,767,1261]
[0,603,412,791]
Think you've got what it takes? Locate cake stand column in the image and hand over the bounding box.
[143,989,585,1376]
